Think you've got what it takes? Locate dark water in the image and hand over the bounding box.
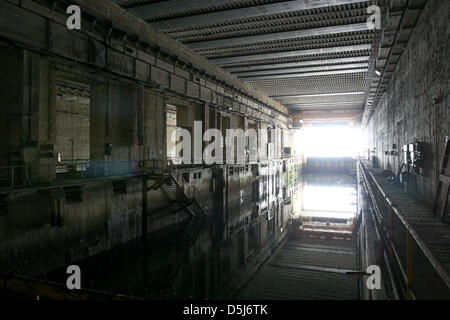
[39,173,357,300]
[40,227,187,299]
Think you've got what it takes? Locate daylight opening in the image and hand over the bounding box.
[295,124,363,159]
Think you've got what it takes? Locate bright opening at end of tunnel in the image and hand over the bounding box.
[295,124,364,158]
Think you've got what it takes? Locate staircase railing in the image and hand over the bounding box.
[149,161,208,297]
[167,160,208,216]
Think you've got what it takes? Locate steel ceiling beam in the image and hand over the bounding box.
[224,56,370,72]
[292,110,363,121]
[271,92,365,99]
[168,7,369,39]
[234,63,369,77]
[241,68,368,80]
[149,0,371,29]
[210,44,372,64]
[126,0,240,18]
[286,102,363,108]
[188,23,371,49]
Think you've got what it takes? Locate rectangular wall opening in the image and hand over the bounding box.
[55,79,90,177]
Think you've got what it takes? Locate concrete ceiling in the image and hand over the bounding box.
[114,0,377,123]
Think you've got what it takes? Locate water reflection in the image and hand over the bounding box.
[40,227,187,299]
[292,171,358,236]
[302,185,357,218]
[35,163,356,299]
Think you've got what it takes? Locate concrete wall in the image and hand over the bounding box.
[366,0,449,201]
[55,81,90,162]
[0,41,299,282]
[69,0,289,115]
[0,43,22,168]
[0,178,144,277]
[0,0,301,299]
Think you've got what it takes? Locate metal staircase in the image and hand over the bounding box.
[150,173,207,297]
[162,177,186,203]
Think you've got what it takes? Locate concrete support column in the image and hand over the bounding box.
[143,90,166,173]
[157,94,167,172]
[90,81,108,174]
[243,117,248,163]
[22,51,57,183]
[203,103,209,131]
[202,103,209,159]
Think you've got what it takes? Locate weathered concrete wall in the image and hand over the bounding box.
[0,178,144,277]
[69,0,288,115]
[91,80,141,164]
[0,43,22,168]
[366,0,449,201]
[0,45,56,182]
[0,0,301,297]
[55,82,90,162]
[0,0,291,129]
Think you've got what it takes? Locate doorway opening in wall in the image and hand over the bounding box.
[166,99,203,165]
[166,104,177,162]
[54,79,90,179]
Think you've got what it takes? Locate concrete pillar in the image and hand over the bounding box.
[143,90,166,173]
[90,81,108,174]
[243,116,248,163]
[21,51,57,183]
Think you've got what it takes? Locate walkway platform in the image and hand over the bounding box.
[360,160,450,297]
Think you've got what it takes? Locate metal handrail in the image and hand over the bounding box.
[0,160,157,189]
[359,162,404,299]
[186,183,209,212]
[0,164,31,188]
[359,158,450,299]
[0,273,136,300]
[167,160,208,214]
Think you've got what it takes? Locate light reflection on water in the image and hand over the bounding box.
[303,185,357,217]
[293,176,358,222]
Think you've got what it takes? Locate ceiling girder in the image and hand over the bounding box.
[292,110,363,121]
[126,0,240,19]
[241,68,367,80]
[187,23,372,49]
[286,102,363,109]
[234,63,369,77]
[148,0,371,29]
[271,92,365,99]
[112,0,383,125]
[210,44,372,64]
[224,56,370,72]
